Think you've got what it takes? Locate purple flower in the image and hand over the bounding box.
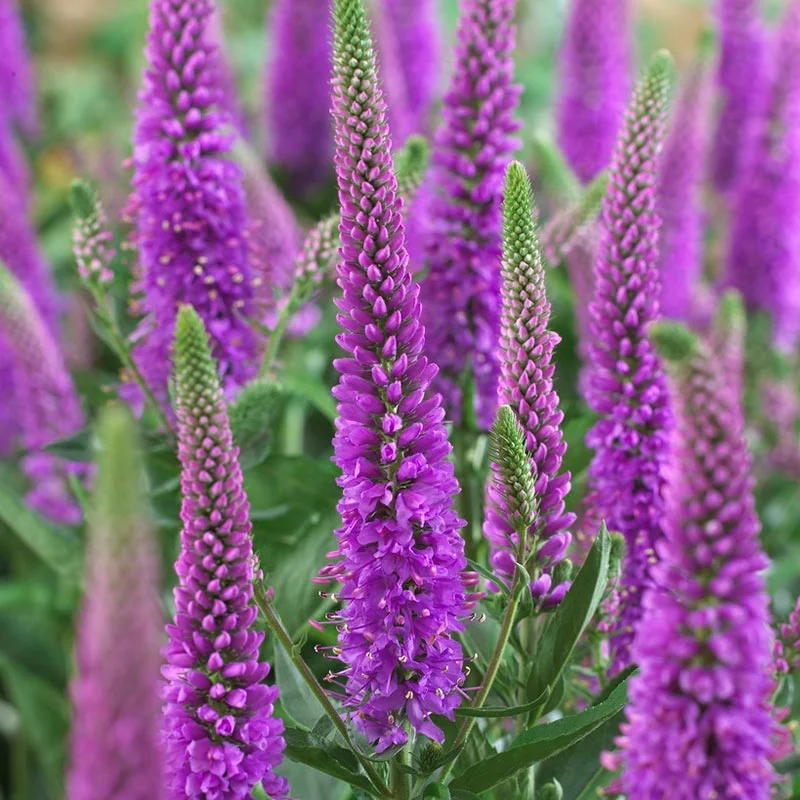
[70,180,116,287]
[556,0,632,184]
[383,0,440,133]
[419,0,521,430]
[710,0,767,194]
[318,0,468,752]
[722,0,800,351]
[237,142,301,299]
[265,0,334,197]
[623,325,776,799]
[130,0,258,403]
[0,266,84,524]
[657,62,711,321]
[0,0,37,135]
[584,53,674,670]
[67,407,165,800]
[778,596,800,673]
[484,162,575,608]
[163,305,287,800]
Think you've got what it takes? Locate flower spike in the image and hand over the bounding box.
[583,51,675,670]
[321,0,468,752]
[162,305,287,799]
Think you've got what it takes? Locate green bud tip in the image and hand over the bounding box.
[398,134,428,170]
[94,404,145,528]
[648,49,676,83]
[649,320,698,363]
[490,404,537,535]
[608,529,626,565]
[173,304,221,407]
[716,289,746,333]
[69,179,98,221]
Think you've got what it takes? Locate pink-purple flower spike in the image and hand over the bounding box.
[584,52,674,670]
[484,162,575,608]
[556,0,632,184]
[419,0,521,430]
[624,324,776,799]
[67,407,165,800]
[129,0,258,404]
[319,0,469,752]
[162,305,288,799]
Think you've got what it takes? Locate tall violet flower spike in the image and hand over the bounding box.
[556,0,632,184]
[383,0,441,132]
[319,0,469,752]
[657,61,711,322]
[420,0,521,430]
[130,0,257,403]
[0,264,85,524]
[584,52,674,670]
[722,0,800,351]
[484,162,576,608]
[623,323,775,799]
[67,407,165,800]
[710,0,766,193]
[162,305,287,799]
[0,0,37,134]
[265,0,334,197]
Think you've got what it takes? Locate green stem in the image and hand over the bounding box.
[252,583,393,799]
[439,563,525,783]
[92,291,174,436]
[259,290,300,379]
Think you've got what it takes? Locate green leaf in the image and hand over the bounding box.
[455,686,550,718]
[526,526,611,702]
[43,425,95,461]
[422,783,451,799]
[450,792,482,800]
[0,479,82,576]
[535,709,623,800]
[0,655,70,799]
[274,640,325,730]
[280,368,336,421]
[449,680,628,795]
[282,726,378,796]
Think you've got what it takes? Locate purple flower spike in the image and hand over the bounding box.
[322,0,468,752]
[265,0,334,197]
[0,265,85,524]
[624,324,776,799]
[163,305,288,800]
[384,0,441,132]
[484,162,575,607]
[657,62,711,321]
[722,0,800,351]
[0,0,37,135]
[67,407,165,800]
[130,0,258,403]
[419,0,522,430]
[237,141,301,299]
[584,52,675,671]
[0,168,59,333]
[710,0,767,194]
[556,0,632,184]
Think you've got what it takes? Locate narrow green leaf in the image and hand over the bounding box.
[526,526,611,701]
[535,709,623,800]
[422,783,451,799]
[454,686,550,718]
[283,727,378,796]
[0,655,69,799]
[449,680,628,794]
[0,480,82,576]
[43,426,95,461]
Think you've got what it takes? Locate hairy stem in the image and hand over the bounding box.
[252,582,393,799]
